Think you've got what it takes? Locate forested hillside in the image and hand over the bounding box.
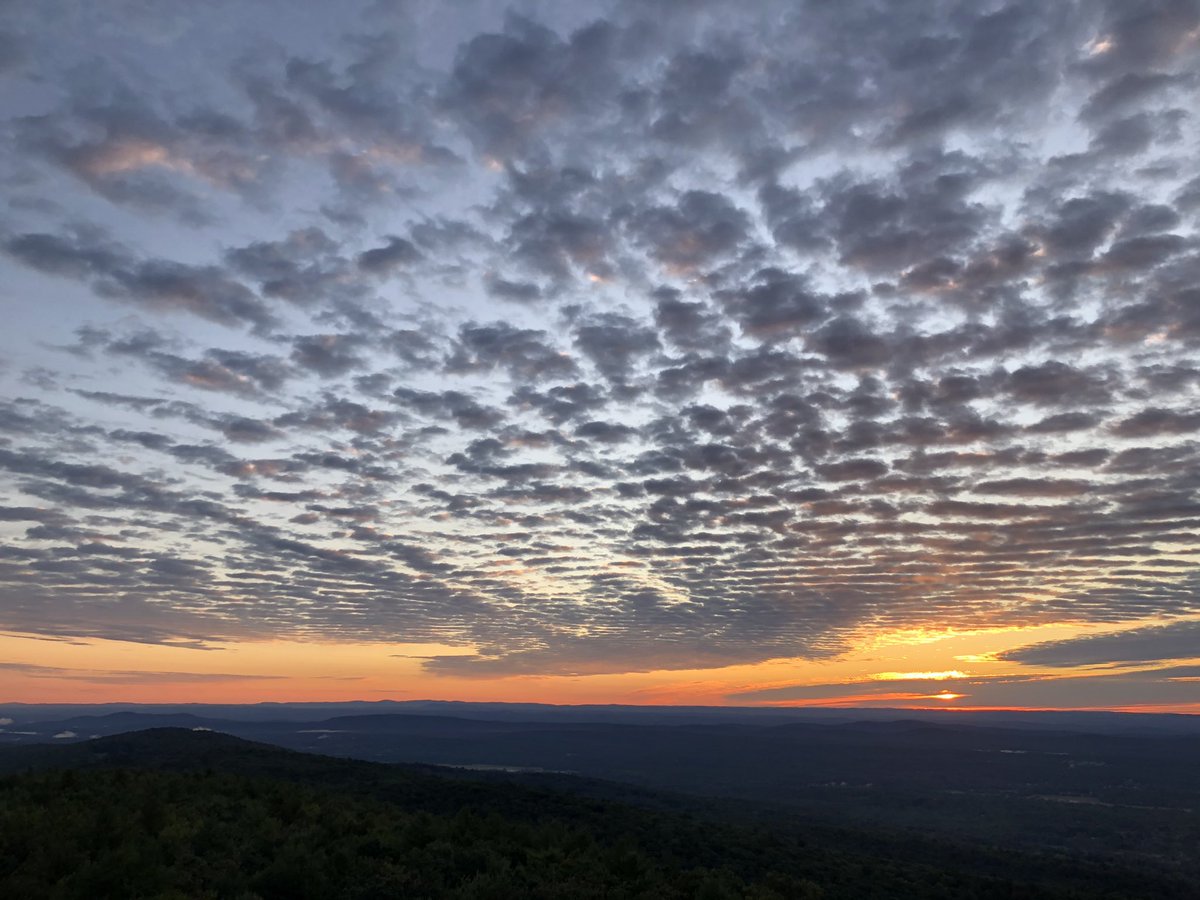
[1,729,1193,899]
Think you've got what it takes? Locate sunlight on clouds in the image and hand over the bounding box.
[872,671,967,681]
[77,139,195,177]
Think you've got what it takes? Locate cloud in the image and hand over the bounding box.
[226,227,360,308]
[446,322,579,383]
[715,268,828,339]
[4,230,276,331]
[999,620,1200,668]
[1,0,1199,686]
[0,662,284,684]
[357,236,422,275]
[573,314,661,383]
[291,334,368,378]
[630,190,750,272]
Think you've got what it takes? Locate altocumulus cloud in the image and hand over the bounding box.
[0,0,1199,680]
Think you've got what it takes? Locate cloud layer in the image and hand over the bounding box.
[1,0,1199,685]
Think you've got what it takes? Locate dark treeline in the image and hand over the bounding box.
[0,729,1193,900]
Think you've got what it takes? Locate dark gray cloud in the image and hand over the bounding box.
[357,236,422,275]
[226,228,358,308]
[392,387,505,430]
[715,269,829,339]
[509,382,607,424]
[1000,620,1200,667]
[572,313,661,383]
[446,322,579,382]
[291,333,369,378]
[629,190,750,272]
[5,230,275,331]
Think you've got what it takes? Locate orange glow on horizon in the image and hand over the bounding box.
[1,620,1197,714]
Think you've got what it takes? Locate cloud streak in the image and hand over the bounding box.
[999,620,1200,668]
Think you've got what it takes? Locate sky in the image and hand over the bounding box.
[1,0,1199,711]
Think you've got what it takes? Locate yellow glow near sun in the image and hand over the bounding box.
[872,670,968,681]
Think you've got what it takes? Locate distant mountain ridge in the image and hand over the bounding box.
[4,700,1199,732]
